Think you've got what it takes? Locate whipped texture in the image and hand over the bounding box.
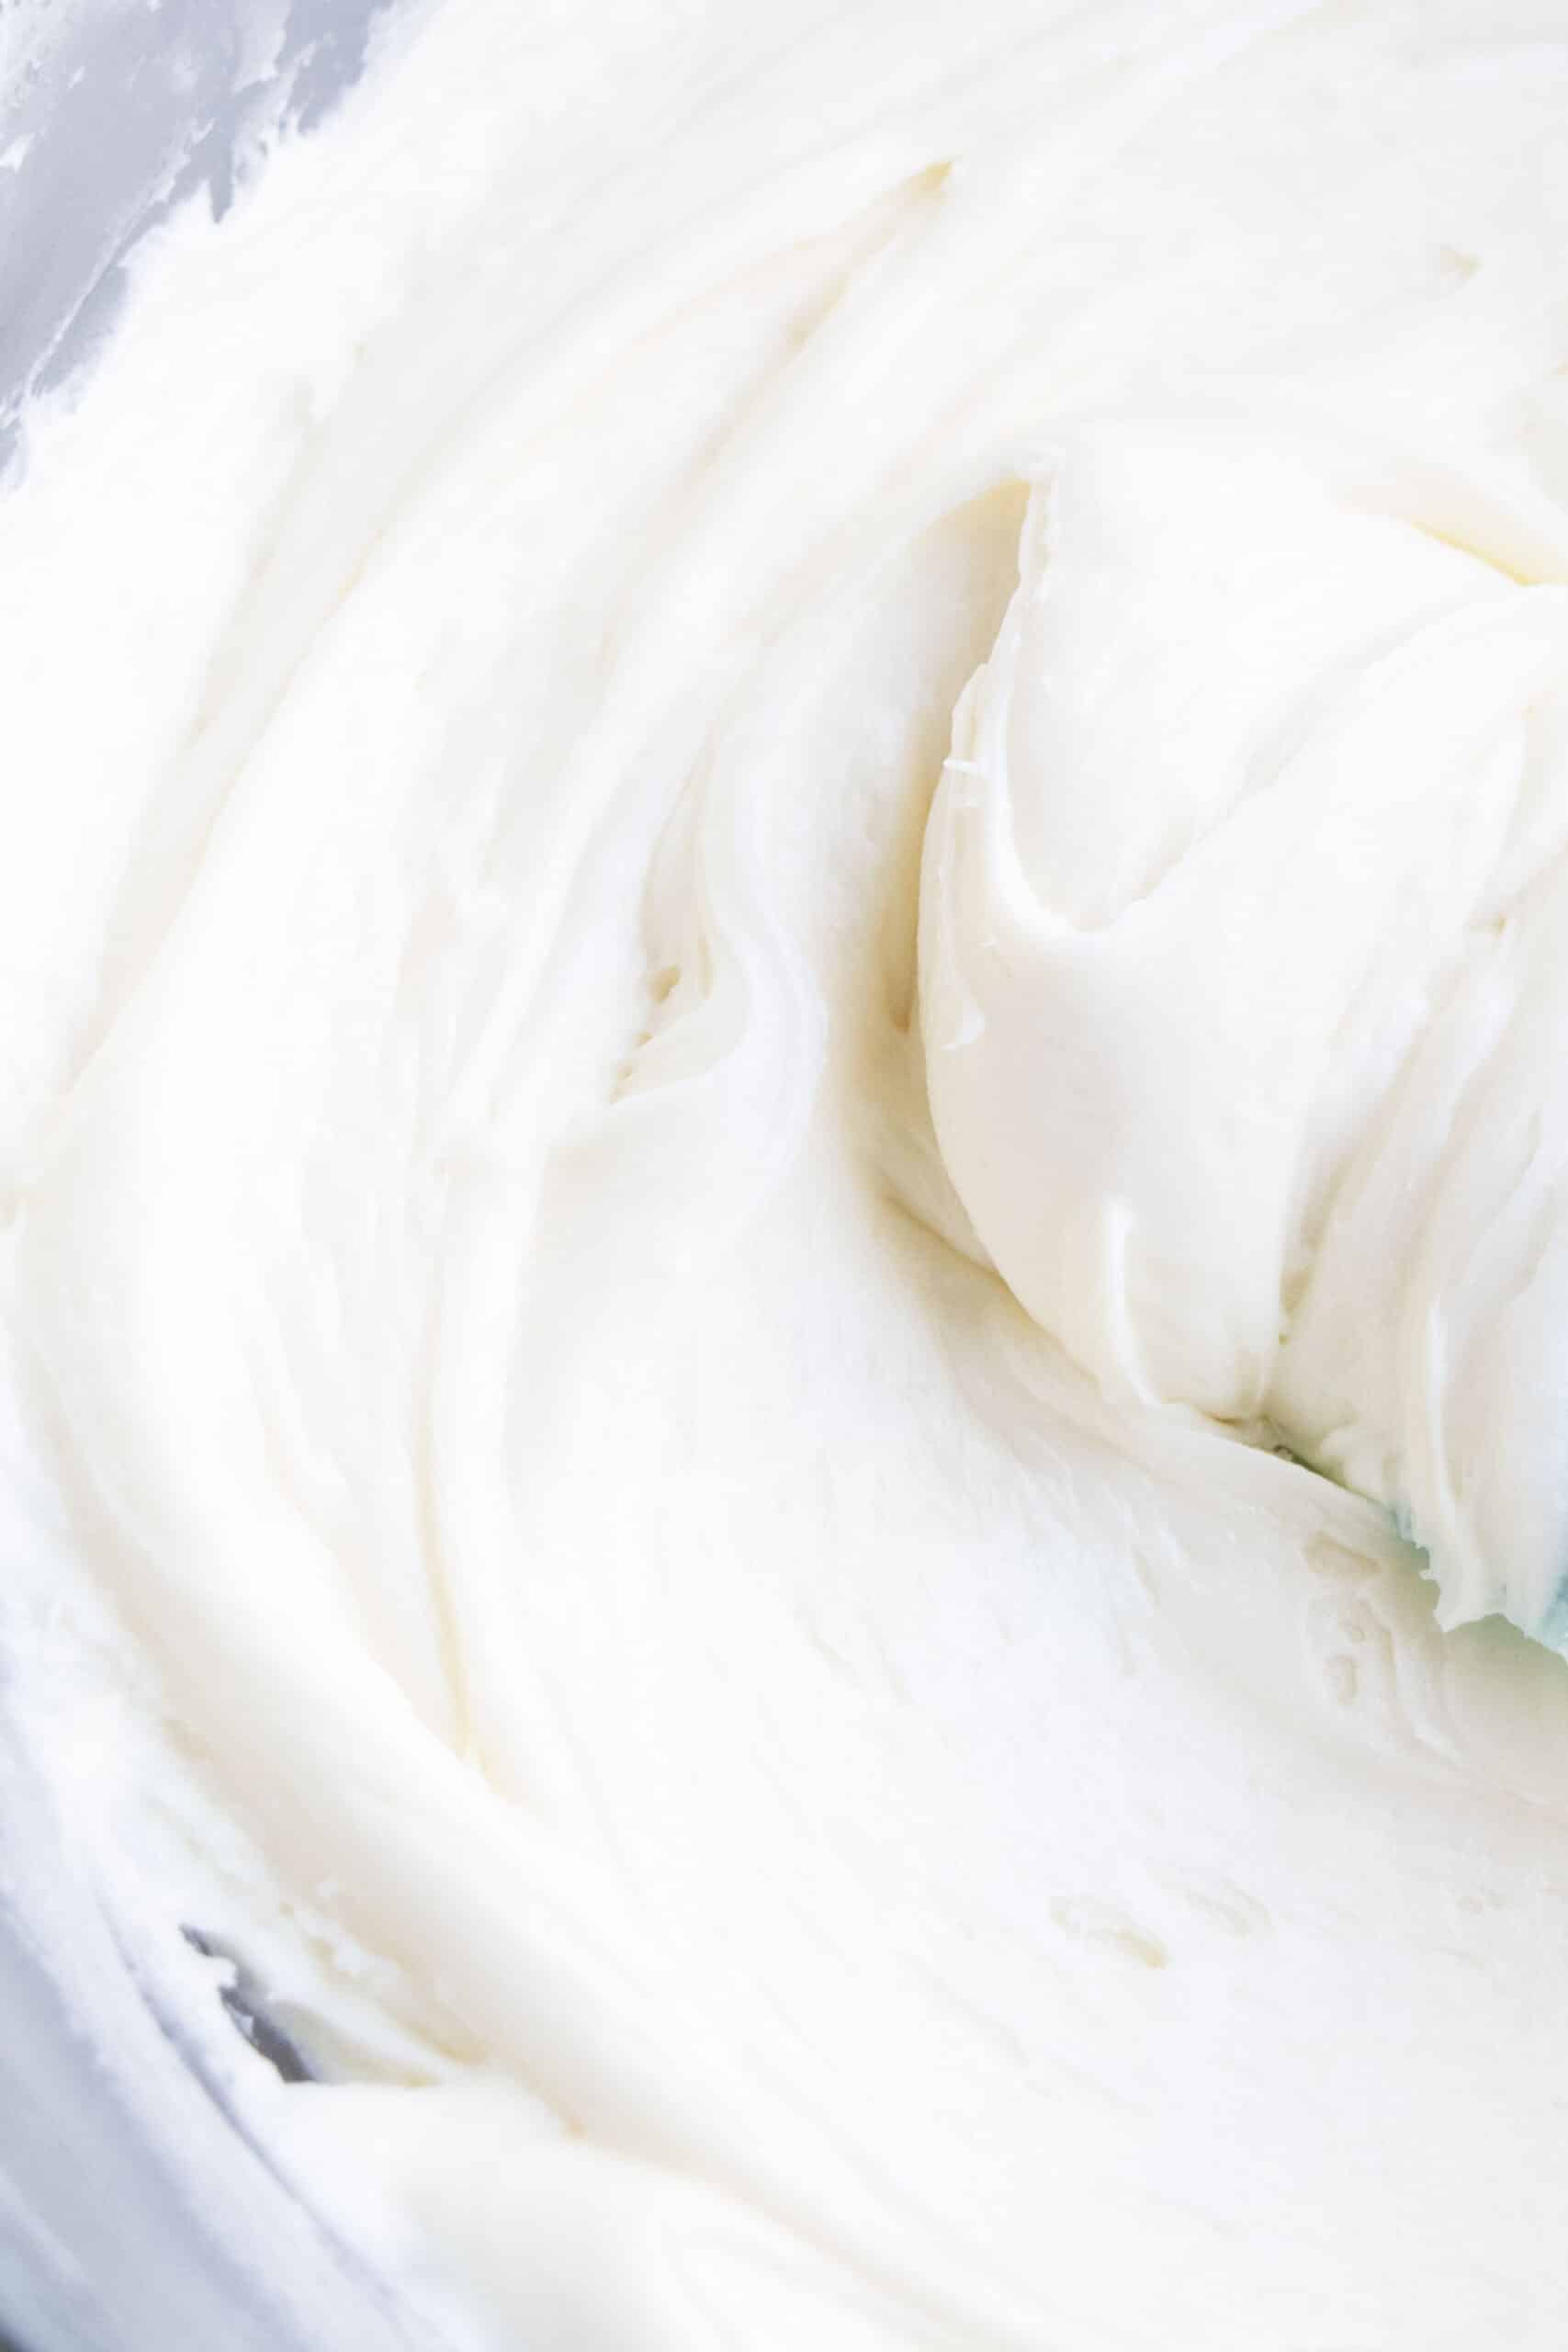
[6,2,1568,2346]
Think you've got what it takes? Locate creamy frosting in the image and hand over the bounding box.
[6,2,1568,2346]
[923,419,1568,1634]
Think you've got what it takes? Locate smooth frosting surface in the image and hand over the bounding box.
[924,419,1568,1633]
[6,2,1568,2346]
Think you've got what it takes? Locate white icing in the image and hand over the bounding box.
[923,419,1568,1632]
[6,2,1568,2346]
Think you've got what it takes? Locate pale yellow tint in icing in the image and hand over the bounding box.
[6,2,1568,2346]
